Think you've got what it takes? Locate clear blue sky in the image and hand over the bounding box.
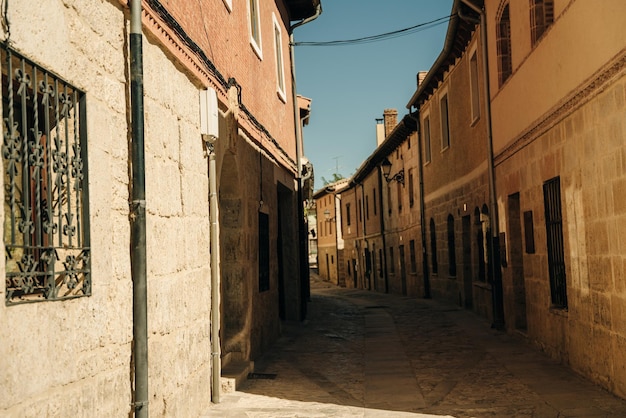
[293,0,454,189]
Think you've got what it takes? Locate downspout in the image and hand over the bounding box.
[208,139,221,403]
[289,4,322,316]
[407,112,430,298]
[376,169,389,293]
[358,183,369,290]
[458,0,504,329]
[129,0,148,416]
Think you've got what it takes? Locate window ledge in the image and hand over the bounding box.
[473,281,491,290]
[549,306,568,317]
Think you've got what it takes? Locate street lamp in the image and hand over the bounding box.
[381,157,404,185]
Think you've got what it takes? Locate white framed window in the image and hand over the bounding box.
[468,43,480,123]
[422,111,431,164]
[222,0,232,12]
[248,0,262,59]
[439,89,450,150]
[272,13,286,101]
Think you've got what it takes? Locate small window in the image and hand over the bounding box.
[3,47,91,305]
[497,3,512,86]
[469,47,480,122]
[272,14,286,101]
[440,93,450,150]
[365,195,369,220]
[423,115,431,163]
[409,240,417,274]
[346,203,351,226]
[373,188,377,215]
[397,181,402,213]
[430,218,438,275]
[249,0,262,59]
[530,0,554,46]
[408,169,415,208]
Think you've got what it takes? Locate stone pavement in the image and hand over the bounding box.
[201,273,626,418]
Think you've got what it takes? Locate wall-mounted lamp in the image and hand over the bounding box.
[323,209,336,222]
[381,157,404,185]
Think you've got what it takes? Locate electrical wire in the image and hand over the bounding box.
[294,14,453,47]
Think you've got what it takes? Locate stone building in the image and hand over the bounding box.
[320,0,626,401]
[0,0,320,416]
[313,178,347,286]
[482,0,626,398]
[407,1,496,322]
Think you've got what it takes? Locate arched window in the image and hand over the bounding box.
[496,2,512,86]
[430,218,438,274]
[530,0,554,46]
[447,215,457,277]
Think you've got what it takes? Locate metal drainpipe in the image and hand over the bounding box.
[358,183,370,290]
[129,0,148,416]
[458,0,505,329]
[376,169,389,293]
[208,141,221,403]
[289,4,321,316]
[407,112,430,298]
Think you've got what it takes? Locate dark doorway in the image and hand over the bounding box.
[399,245,407,296]
[462,215,473,309]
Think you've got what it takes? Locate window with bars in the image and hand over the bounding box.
[423,115,431,163]
[409,239,417,274]
[543,176,567,308]
[447,214,457,277]
[440,93,450,150]
[530,0,554,46]
[2,47,91,305]
[496,3,512,86]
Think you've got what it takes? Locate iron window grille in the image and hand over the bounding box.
[530,0,554,46]
[2,46,91,305]
[543,176,567,308]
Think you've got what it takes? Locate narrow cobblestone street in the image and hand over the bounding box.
[202,273,626,418]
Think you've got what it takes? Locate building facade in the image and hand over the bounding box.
[0,0,320,415]
[318,0,626,401]
[484,0,626,397]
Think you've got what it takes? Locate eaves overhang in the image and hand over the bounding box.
[350,114,417,186]
[406,0,481,110]
[286,0,321,21]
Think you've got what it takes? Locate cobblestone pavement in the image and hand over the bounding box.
[201,273,626,417]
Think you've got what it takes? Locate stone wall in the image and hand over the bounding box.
[0,0,213,415]
[497,65,626,398]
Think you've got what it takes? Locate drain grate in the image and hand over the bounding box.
[247,372,277,380]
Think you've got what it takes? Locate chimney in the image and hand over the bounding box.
[417,71,428,87]
[375,118,385,146]
[383,108,398,138]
